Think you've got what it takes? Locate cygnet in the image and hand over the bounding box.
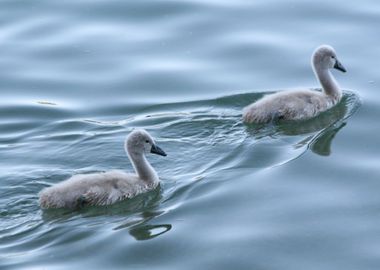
[39,129,167,209]
[243,45,346,123]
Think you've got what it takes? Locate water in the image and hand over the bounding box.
[1,0,379,269]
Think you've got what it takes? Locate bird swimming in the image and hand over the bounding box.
[243,45,347,124]
[39,129,167,209]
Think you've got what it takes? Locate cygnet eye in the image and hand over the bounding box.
[331,55,336,59]
[145,140,149,143]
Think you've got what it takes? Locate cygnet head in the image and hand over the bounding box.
[125,129,167,157]
[312,45,346,73]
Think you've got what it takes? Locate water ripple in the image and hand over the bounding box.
[0,0,376,269]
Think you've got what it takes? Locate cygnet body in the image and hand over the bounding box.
[39,129,167,209]
[243,45,347,123]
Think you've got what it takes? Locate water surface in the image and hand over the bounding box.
[1,1,380,269]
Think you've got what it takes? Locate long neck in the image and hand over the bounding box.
[128,152,158,184]
[314,66,342,103]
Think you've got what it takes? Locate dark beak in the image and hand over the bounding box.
[151,144,167,156]
[334,59,346,73]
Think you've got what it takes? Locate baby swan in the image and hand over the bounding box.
[243,45,347,123]
[39,129,167,209]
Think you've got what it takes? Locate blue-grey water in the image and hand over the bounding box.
[1,0,379,269]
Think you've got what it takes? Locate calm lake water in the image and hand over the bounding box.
[1,0,380,269]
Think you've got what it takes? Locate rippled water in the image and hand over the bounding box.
[1,0,380,269]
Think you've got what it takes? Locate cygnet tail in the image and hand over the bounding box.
[242,104,273,124]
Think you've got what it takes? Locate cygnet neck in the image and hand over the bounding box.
[127,150,158,184]
[314,65,342,103]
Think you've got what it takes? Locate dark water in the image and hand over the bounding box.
[1,0,379,269]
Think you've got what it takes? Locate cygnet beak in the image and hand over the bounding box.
[334,59,346,73]
[151,144,167,156]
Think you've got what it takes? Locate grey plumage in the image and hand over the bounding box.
[243,45,346,123]
[39,129,166,209]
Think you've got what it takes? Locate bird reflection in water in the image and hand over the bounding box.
[245,91,360,156]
